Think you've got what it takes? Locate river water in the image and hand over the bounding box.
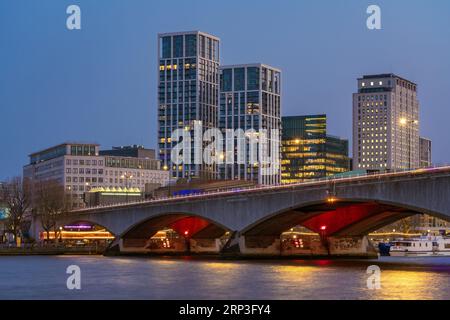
[0,256,449,300]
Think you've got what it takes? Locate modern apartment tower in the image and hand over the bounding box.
[281,115,350,184]
[157,31,220,180]
[218,64,282,185]
[353,74,420,171]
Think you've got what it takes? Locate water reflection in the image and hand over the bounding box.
[369,270,442,300]
[0,256,449,299]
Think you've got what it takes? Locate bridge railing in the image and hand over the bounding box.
[72,164,450,212]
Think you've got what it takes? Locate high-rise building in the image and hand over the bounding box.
[353,74,420,171]
[218,64,282,185]
[157,31,220,180]
[419,137,432,168]
[281,115,350,184]
[23,143,170,208]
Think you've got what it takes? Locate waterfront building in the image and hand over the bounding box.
[353,74,420,171]
[415,214,449,233]
[84,187,144,207]
[23,143,170,208]
[157,31,220,180]
[218,63,282,185]
[419,137,432,168]
[281,115,350,184]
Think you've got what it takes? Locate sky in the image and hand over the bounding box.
[1,0,450,179]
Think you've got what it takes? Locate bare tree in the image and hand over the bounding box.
[0,177,32,242]
[34,179,71,243]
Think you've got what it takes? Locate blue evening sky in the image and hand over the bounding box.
[1,0,450,179]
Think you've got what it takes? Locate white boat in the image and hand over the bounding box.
[389,235,450,257]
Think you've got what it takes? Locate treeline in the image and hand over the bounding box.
[0,177,71,243]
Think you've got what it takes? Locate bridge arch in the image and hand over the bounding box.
[113,212,231,254]
[120,212,230,240]
[240,197,450,238]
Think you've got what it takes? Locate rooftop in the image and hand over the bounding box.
[358,73,417,86]
[29,142,99,157]
[157,30,220,41]
[220,63,281,73]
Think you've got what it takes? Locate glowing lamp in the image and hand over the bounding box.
[327,197,336,203]
[320,226,327,231]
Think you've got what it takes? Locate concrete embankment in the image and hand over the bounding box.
[0,247,104,256]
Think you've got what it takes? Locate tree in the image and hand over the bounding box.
[0,177,32,242]
[34,179,71,243]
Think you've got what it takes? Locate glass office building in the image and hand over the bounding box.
[281,115,350,184]
[218,64,282,185]
[158,31,220,179]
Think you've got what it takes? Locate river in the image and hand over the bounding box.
[0,256,449,299]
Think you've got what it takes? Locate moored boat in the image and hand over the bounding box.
[389,235,450,257]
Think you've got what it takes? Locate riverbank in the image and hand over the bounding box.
[0,246,104,256]
[1,248,378,258]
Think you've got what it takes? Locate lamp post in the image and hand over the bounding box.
[120,172,133,203]
[59,226,63,244]
[399,118,418,170]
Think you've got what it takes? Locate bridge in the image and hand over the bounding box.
[31,167,450,258]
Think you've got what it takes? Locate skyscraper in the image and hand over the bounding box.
[353,74,420,171]
[218,64,281,185]
[281,115,350,184]
[157,31,220,179]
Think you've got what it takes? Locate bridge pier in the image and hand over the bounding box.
[238,235,282,256]
[106,237,225,255]
[190,238,224,254]
[327,236,377,258]
[221,233,377,259]
[119,238,151,253]
[220,234,281,257]
[281,235,377,258]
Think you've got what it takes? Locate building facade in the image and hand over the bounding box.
[419,137,432,168]
[218,64,281,185]
[281,115,350,184]
[23,143,170,208]
[99,145,156,159]
[157,31,220,180]
[353,74,420,171]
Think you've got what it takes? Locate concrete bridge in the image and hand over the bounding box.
[34,167,450,258]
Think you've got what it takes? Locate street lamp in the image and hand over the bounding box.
[399,118,419,170]
[59,226,63,243]
[120,172,133,203]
